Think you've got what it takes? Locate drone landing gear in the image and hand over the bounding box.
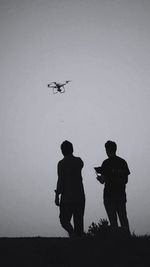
[60,87,65,93]
[53,89,59,94]
[52,88,65,94]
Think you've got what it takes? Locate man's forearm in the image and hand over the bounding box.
[54,189,60,196]
[55,190,61,206]
[97,174,105,184]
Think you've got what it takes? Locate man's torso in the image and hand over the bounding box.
[58,156,85,203]
[101,156,130,201]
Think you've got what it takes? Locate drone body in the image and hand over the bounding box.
[48,80,71,94]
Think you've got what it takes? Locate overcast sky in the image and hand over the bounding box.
[0,0,150,237]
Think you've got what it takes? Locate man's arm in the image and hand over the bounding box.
[94,166,102,174]
[55,162,63,206]
[117,165,130,184]
[54,190,60,206]
[122,175,128,184]
[95,162,106,184]
[119,160,130,184]
[96,174,105,184]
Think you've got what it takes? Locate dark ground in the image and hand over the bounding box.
[0,236,150,267]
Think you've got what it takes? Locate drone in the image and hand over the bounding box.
[47,80,71,94]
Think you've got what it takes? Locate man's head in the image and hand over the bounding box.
[61,140,73,156]
[105,140,117,157]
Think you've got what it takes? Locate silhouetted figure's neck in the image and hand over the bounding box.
[107,152,117,158]
[64,154,74,158]
[108,154,116,158]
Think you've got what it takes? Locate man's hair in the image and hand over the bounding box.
[105,140,117,153]
[61,140,73,156]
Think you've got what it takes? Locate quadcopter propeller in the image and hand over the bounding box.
[48,82,56,87]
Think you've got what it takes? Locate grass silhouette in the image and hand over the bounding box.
[86,218,131,240]
[0,221,150,267]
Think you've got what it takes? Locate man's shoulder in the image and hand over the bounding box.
[58,156,83,164]
[102,156,128,165]
[74,156,83,161]
[102,158,110,165]
[115,156,128,164]
[74,156,84,166]
[58,158,64,166]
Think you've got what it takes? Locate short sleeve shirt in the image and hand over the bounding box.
[101,156,130,201]
[57,155,85,203]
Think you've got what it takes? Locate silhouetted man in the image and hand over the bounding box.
[95,141,130,234]
[55,140,85,237]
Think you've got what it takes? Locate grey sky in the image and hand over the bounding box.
[0,0,150,236]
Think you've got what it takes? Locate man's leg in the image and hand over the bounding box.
[117,201,130,234]
[104,198,118,227]
[59,202,74,237]
[73,201,85,237]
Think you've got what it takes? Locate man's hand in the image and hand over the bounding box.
[94,167,102,174]
[96,174,105,184]
[55,193,60,206]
